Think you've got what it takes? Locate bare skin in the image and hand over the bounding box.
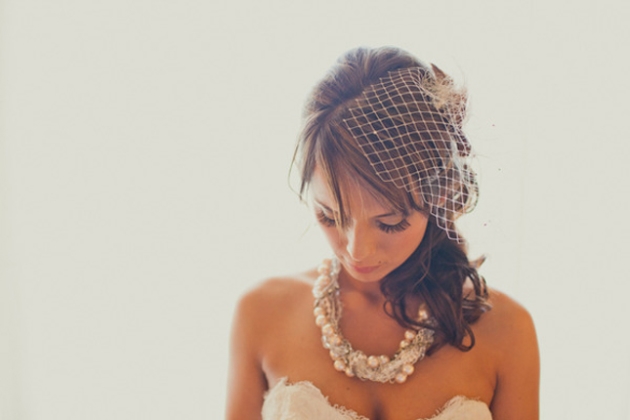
[226,169,539,419]
[227,272,538,419]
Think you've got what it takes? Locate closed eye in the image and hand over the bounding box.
[316,210,336,227]
[316,209,411,233]
[377,219,411,233]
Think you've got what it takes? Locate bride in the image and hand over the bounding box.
[226,46,539,420]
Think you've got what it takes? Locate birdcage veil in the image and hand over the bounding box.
[340,65,478,241]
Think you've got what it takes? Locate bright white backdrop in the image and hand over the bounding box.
[1,1,629,419]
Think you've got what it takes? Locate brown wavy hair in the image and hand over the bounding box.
[294,46,490,352]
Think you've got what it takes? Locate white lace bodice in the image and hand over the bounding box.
[262,378,492,420]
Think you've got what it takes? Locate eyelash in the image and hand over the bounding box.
[316,211,336,228]
[377,219,411,233]
[316,210,411,234]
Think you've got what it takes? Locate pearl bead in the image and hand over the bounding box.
[402,364,415,375]
[322,323,334,336]
[321,335,330,348]
[317,275,331,287]
[344,367,355,377]
[313,307,325,317]
[395,373,408,383]
[315,315,328,327]
[404,330,416,341]
[400,339,410,348]
[317,260,331,274]
[367,356,380,368]
[418,308,428,321]
[379,355,390,364]
[329,334,342,346]
[334,359,346,371]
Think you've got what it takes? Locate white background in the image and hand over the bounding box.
[1,1,629,419]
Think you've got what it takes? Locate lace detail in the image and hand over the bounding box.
[262,378,492,420]
[262,378,368,420]
[421,396,489,420]
[334,405,370,420]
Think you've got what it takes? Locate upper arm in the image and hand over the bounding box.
[225,290,268,420]
[488,292,540,420]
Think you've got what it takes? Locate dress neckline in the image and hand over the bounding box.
[264,377,492,420]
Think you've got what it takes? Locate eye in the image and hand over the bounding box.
[377,219,411,234]
[316,210,336,227]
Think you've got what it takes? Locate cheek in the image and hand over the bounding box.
[389,223,428,253]
[381,233,417,253]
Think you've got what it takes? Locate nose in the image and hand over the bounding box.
[344,222,375,262]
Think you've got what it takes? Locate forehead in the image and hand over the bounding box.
[309,166,397,216]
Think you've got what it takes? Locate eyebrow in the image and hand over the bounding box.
[313,200,400,219]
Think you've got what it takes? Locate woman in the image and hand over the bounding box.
[226,46,539,419]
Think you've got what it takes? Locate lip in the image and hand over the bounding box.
[349,263,380,274]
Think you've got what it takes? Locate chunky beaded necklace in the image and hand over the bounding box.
[312,258,434,384]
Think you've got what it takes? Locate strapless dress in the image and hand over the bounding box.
[262,378,492,420]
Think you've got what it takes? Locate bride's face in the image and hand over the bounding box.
[310,167,429,284]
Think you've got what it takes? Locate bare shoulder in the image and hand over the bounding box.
[226,269,318,419]
[232,270,317,344]
[236,270,316,314]
[474,287,537,354]
[473,288,540,418]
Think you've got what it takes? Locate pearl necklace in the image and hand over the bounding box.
[312,258,434,384]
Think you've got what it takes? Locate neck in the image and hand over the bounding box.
[338,267,386,307]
